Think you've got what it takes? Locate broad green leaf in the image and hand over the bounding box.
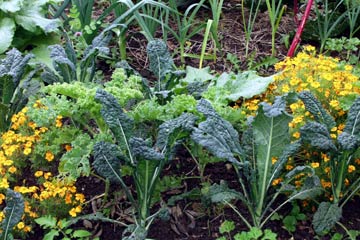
[298,91,336,130]
[0,189,24,240]
[217,71,275,100]
[0,0,23,12]
[43,229,60,240]
[252,97,292,202]
[34,216,57,228]
[15,2,60,33]
[181,66,214,83]
[344,96,360,138]
[0,18,15,54]
[313,202,342,235]
[191,99,243,164]
[93,141,124,183]
[72,230,92,238]
[300,122,337,152]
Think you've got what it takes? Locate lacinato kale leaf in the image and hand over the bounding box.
[300,122,337,152]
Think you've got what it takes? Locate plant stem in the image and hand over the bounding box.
[287,0,314,57]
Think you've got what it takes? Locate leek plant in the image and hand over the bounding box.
[209,0,224,56]
[265,0,286,56]
[241,0,262,57]
[345,0,360,38]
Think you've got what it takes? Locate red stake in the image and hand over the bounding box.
[287,0,314,57]
[293,0,299,26]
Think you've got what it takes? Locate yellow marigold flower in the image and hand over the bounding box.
[304,45,316,52]
[271,157,278,165]
[44,172,52,180]
[282,84,290,93]
[34,171,43,178]
[23,147,32,155]
[24,226,32,232]
[321,179,332,188]
[17,222,25,230]
[330,134,337,139]
[8,166,16,173]
[0,178,9,189]
[272,178,282,186]
[344,65,353,71]
[285,164,294,171]
[0,194,5,204]
[55,115,63,128]
[75,193,85,203]
[344,178,350,186]
[293,116,303,124]
[348,165,356,173]
[321,153,330,162]
[311,162,320,168]
[329,100,339,108]
[27,121,37,129]
[310,81,320,89]
[324,167,331,174]
[292,132,300,139]
[45,151,54,162]
[295,180,302,187]
[0,211,4,222]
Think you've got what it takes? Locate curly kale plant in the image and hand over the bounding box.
[93,89,197,240]
[299,91,360,235]
[191,97,322,229]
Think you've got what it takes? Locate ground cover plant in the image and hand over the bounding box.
[0,0,360,239]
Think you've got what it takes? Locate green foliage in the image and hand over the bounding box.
[35,215,95,240]
[42,31,112,83]
[191,97,321,229]
[0,189,24,240]
[147,39,174,81]
[300,91,360,233]
[0,48,40,132]
[93,89,197,239]
[234,228,277,240]
[282,202,306,233]
[219,220,235,234]
[0,0,61,53]
[312,202,342,235]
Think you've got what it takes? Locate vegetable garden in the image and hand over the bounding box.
[1,0,360,239]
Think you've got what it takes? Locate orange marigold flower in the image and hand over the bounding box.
[348,165,356,173]
[45,151,54,162]
[65,145,72,152]
[272,178,282,186]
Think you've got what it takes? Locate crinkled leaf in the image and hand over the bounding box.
[344,96,360,138]
[285,168,322,200]
[147,39,173,80]
[0,189,24,240]
[0,18,15,54]
[191,99,242,164]
[300,122,337,152]
[49,45,77,83]
[0,48,33,85]
[95,89,134,147]
[313,202,342,235]
[93,141,125,183]
[202,181,244,204]
[80,32,111,83]
[337,132,359,151]
[0,75,15,105]
[298,91,336,130]
[156,113,197,156]
[252,97,292,194]
[130,137,164,162]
